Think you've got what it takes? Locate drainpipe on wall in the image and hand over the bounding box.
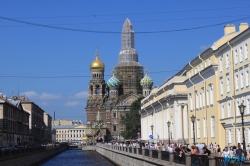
[188,62,196,120]
[198,55,208,146]
[227,41,236,145]
[163,86,167,142]
[147,97,155,138]
[156,92,164,142]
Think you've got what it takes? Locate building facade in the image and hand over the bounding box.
[44,112,52,143]
[214,23,250,147]
[52,119,83,126]
[86,18,146,141]
[184,23,249,147]
[140,70,188,143]
[0,95,29,147]
[53,124,87,143]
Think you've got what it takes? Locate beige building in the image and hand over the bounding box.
[44,112,52,143]
[53,124,87,143]
[140,70,188,143]
[214,23,250,147]
[0,95,29,147]
[52,119,83,126]
[184,23,249,148]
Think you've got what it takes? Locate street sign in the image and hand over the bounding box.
[149,135,153,139]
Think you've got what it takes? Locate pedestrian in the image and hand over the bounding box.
[247,145,250,155]
[236,145,243,160]
[217,145,221,153]
[221,147,230,166]
[210,142,213,150]
[202,147,211,156]
[213,142,217,153]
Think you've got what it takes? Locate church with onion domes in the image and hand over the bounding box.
[85,18,153,141]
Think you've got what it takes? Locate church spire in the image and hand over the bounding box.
[122,18,134,50]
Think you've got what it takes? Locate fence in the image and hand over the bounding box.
[98,144,250,166]
[191,154,209,166]
[215,156,250,166]
[0,145,62,159]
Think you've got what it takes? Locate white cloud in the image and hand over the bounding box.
[70,91,88,99]
[20,91,38,99]
[20,91,61,100]
[40,102,48,106]
[200,45,210,51]
[65,101,79,106]
[39,93,62,100]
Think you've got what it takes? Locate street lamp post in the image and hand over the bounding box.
[167,121,171,145]
[191,115,196,145]
[150,125,154,138]
[239,103,246,156]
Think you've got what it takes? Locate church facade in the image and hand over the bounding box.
[85,18,153,141]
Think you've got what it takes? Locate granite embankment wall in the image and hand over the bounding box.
[0,145,67,166]
[96,144,183,166]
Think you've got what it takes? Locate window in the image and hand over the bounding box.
[199,92,202,108]
[228,129,232,143]
[236,100,240,116]
[220,77,223,95]
[246,67,249,87]
[248,128,250,143]
[237,128,241,144]
[245,43,248,60]
[221,104,225,119]
[226,74,230,93]
[113,125,116,131]
[235,49,238,64]
[240,68,244,89]
[113,112,117,118]
[190,121,193,138]
[219,55,223,72]
[226,54,229,69]
[209,84,213,105]
[228,101,231,117]
[211,116,215,137]
[195,91,199,109]
[202,88,205,107]
[189,93,193,110]
[206,90,210,106]
[247,98,250,114]
[235,71,239,90]
[203,118,207,138]
[197,119,200,138]
[240,46,243,62]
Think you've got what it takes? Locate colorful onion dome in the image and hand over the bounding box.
[90,53,105,71]
[140,70,153,88]
[107,74,120,88]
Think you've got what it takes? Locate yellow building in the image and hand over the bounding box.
[214,23,250,147]
[184,23,249,148]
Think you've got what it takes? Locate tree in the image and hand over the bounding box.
[120,97,144,139]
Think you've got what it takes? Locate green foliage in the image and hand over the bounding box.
[120,97,144,139]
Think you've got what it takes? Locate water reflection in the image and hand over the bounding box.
[40,150,115,166]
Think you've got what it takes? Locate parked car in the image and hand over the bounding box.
[16,146,24,149]
[1,147,11,151]
[8,146,17,150]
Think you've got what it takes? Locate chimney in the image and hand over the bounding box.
[239,23,249,32]
[224,24,236,35]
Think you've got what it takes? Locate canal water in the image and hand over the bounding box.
[40,149,116,166]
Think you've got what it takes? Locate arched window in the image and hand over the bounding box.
[90,86,93,95]
[96,85,100,94]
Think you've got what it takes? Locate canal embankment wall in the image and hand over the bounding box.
[0,145,67,166]
[96,144,181,166]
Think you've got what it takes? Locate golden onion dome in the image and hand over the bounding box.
[90,53,105,71]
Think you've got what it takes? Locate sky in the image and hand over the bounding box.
[1,0,250,123]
